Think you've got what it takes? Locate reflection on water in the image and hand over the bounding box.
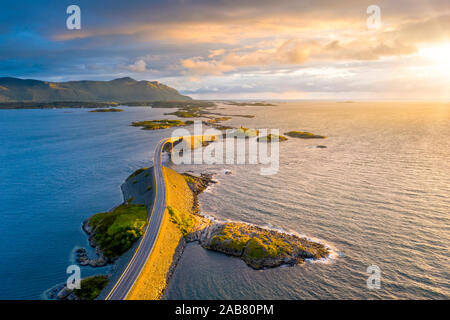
[164,102,450,299]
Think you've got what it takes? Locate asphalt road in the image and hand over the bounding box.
[105,138,168,300]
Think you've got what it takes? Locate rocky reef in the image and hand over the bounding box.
[285,131,326,139]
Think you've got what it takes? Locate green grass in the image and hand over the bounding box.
[127,167,148,179]
[73,275,109,300]
[167,206,194,236]
[284,131,326,139]
[257,134,288,142]
[210,223,293,259]
[131,119,187,130]
[183,175,197,184]
[211,224,250,252]
[244,236,292,259]
[88,203,148,257]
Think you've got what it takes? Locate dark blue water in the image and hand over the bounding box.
[0,107,169,299]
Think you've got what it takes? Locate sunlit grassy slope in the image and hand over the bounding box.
[127,166,194,300]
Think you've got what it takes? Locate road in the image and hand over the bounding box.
[105,138,168,300]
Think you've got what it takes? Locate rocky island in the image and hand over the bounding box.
[89,108,123,112]
[285,131,326,139]
[257,134,288,142]
[131,119,193,130]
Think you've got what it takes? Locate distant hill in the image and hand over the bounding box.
[0,77,191,103]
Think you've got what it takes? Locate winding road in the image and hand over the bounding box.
[105,138,168,300]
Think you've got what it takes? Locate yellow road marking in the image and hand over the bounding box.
[105,139,165,300]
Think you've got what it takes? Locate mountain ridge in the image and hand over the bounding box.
[0,77,191,102]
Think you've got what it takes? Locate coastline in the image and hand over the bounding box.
[71,164,332,300]
[126,166,195,299]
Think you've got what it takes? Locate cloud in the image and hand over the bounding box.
[2,0,450,99]
[126,59,147,72]
[181,58,235,77]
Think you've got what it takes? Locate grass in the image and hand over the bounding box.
[167,206,194,236]
[131,119,188,130]
[127,167,148,179]
[210,223,294,260]
[211,224,250,252]
[284,131,326,139]
[183,175,197,184]
[244,236,292,259]
[257,134,288,142]
[73,275,108,300]
[88,203,148,258]
[127,167,195,299]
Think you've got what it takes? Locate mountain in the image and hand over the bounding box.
[0,77,191,102]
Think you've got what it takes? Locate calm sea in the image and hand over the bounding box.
[0,102,449,299]
[164,102,450,300]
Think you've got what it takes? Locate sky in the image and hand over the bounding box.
[1,0,449,100]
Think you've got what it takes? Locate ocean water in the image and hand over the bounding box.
[0,102,449,299]
[164,102,450,300]
[0,107,170,299]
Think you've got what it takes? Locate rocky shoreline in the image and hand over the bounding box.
[50,165,330,300]
[181,173,330,270]
[75,220,116,268]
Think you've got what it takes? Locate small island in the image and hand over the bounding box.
[203,223,329,269]
[89,108,123,112]
[225,101,276,107]
[257,134,288,142]
[285,131,326,139]
[131,119,193,130]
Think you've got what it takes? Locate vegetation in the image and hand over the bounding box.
[210,223,292,259]
[164,105,211,118]
[206,222,329,269]
[149,101,215,108]
[89,108,123,112]
[127,167,148,180]
[0,101,117,109]
[127,167,194,300]
[0,77,190,104]
[183,175,197,184]
[167,206,195,236]
[131,119,192,130]
[284,131,326,139]
[73,275,109,300]
[88,203,148,257]
[229,126,259,137]
[211,223,251,252]
[257,134,288,142]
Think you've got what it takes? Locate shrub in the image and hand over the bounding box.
[73,275,108,300]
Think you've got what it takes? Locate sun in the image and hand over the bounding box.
[419,43,450,71]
